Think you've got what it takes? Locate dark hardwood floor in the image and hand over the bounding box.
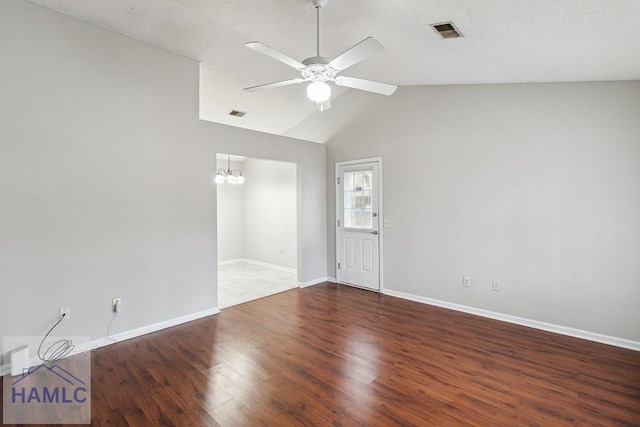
[2,282,640,426]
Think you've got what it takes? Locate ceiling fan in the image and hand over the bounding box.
[243,0,397,111]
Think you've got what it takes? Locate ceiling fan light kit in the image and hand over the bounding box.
[243,0,396,111]
[307,81,331,103]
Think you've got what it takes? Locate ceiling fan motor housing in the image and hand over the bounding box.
[301,57,336,82]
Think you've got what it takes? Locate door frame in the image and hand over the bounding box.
[335,157,384,292]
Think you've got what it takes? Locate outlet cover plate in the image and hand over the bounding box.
[59,307,71,319]
[492,280,501,291]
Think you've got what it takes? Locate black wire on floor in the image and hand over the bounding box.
[37,313,74,364]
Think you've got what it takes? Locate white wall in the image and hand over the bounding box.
[325,82,640,342]
[216,159,245,262]
[0,0,326,365]
[242,158,297,269]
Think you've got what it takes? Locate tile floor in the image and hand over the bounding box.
[218,261,298,309]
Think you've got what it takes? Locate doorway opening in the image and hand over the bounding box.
[216,154,298,308]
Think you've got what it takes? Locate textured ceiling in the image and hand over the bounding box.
[26,0,640,143]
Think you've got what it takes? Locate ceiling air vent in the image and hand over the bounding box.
[228,110,246,117]
[430,21,463,39]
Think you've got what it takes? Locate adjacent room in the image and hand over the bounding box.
[215,154,298,308]
[1,0,639,425]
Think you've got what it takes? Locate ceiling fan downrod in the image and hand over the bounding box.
[313,0,327,57]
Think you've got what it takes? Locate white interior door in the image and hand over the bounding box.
[337,160,380,290]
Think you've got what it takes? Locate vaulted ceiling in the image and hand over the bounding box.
[27,0,640,143]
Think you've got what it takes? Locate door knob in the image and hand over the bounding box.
[371,230,378,235]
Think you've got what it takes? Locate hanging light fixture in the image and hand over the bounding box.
[215,156,245,184]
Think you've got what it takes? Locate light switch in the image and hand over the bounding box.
[383,219,392,227]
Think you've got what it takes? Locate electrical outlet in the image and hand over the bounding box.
[492,280,501,292]
[112,298,122,313]
[59,307,71,319]
[463,276,471,288]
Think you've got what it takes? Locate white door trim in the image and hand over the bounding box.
[335,157,384,292]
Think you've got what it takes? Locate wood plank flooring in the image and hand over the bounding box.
[2,282,640,426]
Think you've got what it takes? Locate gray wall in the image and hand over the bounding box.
[326,82,640,341]
[0,0,326,363]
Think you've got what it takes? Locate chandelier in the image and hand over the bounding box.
[215,156,245,184]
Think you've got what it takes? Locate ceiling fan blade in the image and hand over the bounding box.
[328,37,385,71]
[335,76,397,96]
[244,78,305,92]
[315,99,331,112]
[245,42,306,70]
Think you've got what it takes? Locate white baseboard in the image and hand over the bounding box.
[382,289,640,352]
[219,258,297,275]
[298,277,331,288]
[1,307,220,377]
[217,258,244,265]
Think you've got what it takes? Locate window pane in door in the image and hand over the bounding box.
[344,170,373,229]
